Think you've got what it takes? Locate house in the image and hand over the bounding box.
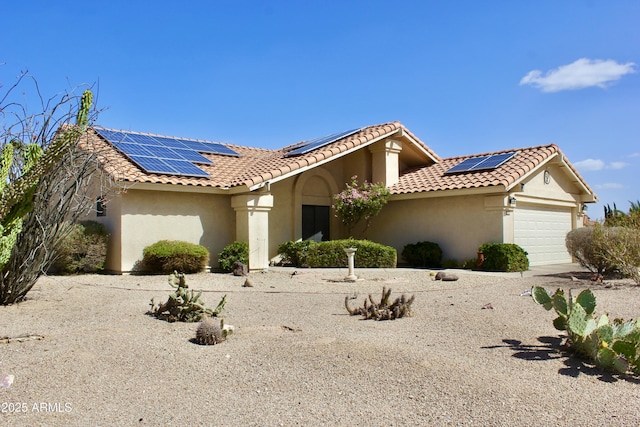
[82,121,596,273]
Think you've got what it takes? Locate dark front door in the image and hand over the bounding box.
[302,205,330,242]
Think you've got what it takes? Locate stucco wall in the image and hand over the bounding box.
[116,188,235,272]
[367,194,504,264]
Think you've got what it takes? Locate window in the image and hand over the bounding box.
[302,205,330,242]
[96,196,107,217]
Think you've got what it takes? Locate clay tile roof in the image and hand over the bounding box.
[86,121,436,190]
[391,143,592,195]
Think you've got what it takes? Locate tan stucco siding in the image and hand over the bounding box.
[517,163,585,204]
[368,195,504,263]
[118,189,234,272]
[96,194,123,273]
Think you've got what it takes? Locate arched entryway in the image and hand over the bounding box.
[293,169,339,242]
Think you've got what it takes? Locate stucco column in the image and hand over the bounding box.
[369,139,403,187]
[231,193,274,270]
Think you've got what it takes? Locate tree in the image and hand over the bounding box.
[0,71,109,304]
[332,175,390,238]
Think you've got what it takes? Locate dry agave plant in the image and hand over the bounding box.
[345,286,415,320]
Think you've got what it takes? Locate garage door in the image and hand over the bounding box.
[514,206,572,266]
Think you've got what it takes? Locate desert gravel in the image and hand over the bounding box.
[1,266,640,426]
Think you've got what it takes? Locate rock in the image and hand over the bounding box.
[243,278,254,287]
[434,272,459,281]
[232,261,248,276]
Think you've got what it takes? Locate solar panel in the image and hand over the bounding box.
[166,159,211,177]
[285,128,361,157]
[128,156,178,175]
[95,127,239,177]
[471,152,515,170]
[172,148,214,164]
[445,152,516,174]
[445,156,490,173]
[116,142,155,157]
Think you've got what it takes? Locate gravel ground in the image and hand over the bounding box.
[1,266,640,426]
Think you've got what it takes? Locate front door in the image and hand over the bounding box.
[302,205,330,242]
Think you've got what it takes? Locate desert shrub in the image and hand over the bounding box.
[305,239,396,268]
[277,240,318,267]
[401,241,442,268]
[565,227,616,275]
[461,258,477,270]
[478,242,528,272]
[218,241,249,272]
[142,240,209,274]
[50,221,109,274]
[442,259,459,269]
[595,225,640,285]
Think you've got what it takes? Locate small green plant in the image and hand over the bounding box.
[401,241,442,268]
[148,272,226,322]
[345,287,415,320]
[277,240,317,267]
[532,286,640,375]
[142,240,209,274]
[478,242,528,272]
[218,241,249,272]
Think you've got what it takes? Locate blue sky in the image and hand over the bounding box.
[2,1,638,218]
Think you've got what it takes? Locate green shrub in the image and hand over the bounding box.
[401,241,442,268]
[306,239,396,268]
[277,240,317,267]
[218,241,249,272]
[142,240,209,274]
[565,227,616,275]
[442,259,459,269]
[461,258,477,270]
[50,221,109,274]
[478,242,528,272]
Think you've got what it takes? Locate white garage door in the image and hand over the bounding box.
[514,206,572,266]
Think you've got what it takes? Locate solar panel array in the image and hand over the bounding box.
[284,128,361,157]
[445,152,516,174]
[95,128,240,178]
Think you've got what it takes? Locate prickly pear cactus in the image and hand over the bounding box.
[148,271,227,322]
[532,286,640,375]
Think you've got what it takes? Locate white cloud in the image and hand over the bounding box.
[595,183,624,190]
[609,161,629,170]
[629,152,640,158]
[575,158,605,171]
[519,58,636,92]
[574,158,630,171]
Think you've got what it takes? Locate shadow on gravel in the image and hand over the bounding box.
[484,337,640,383]
[482,336,563,361]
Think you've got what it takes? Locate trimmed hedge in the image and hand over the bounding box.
[305,239,396,268]
[277,240,316,267]
[478,242,529,272]
[142,240,209,274]
[50,221,109,274]
[218,241,249,272]
[401,241,443,268]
